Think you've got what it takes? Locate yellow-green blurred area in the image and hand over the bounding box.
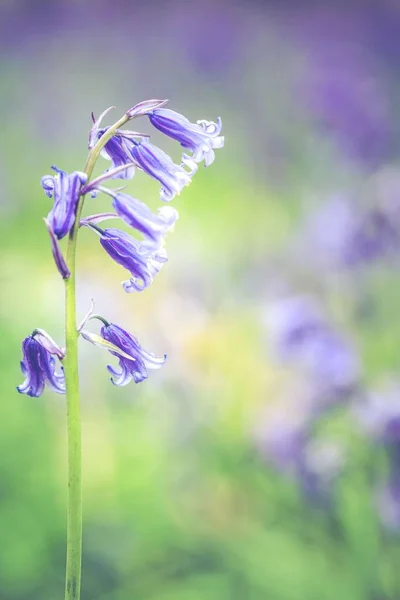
[4,1,400,598]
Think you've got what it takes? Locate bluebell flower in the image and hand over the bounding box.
[100,322,166,385]
[128,139,198,202]
[17,334,65,397]
[94,227,167,292]
[148,108,224,166]
[99,189,178,251]
[41,166,87,239]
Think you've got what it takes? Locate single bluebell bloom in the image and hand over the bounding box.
[148,108,224,166]
[128,139,198,202]
[41,166,87,239]
[100,322,166,385]
[99,189,178,251]
[94,227,167,292]
[17,335,66,397]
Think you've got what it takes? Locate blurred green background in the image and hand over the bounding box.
[3,1,400,598]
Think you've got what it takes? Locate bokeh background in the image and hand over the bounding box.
[3,0,400,598]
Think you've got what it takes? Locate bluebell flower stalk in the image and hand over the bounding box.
[17,99,223,600]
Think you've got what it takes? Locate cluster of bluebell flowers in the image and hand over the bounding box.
[17,99,224,395]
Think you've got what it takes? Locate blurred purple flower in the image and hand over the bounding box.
[267,295,326,360]
[294,8,393,166]
[301,195,400,270]
[267,295,359,396]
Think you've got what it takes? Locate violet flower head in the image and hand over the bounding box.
[128,139,198,202]
[101,323,166,385]
[97,227,167,293]
[41,166,87,239]
[148,109,224,166]
[17,335,65,397]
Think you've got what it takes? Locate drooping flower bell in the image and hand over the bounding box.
[81,320,166,386]
[128,139,198,202]
[102,322,166,385]
[17,331,66,397]
[41,166,87,239]
[86,225,167,292]
[148,108,224,166]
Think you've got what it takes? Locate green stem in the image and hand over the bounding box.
[63,113,129,600]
